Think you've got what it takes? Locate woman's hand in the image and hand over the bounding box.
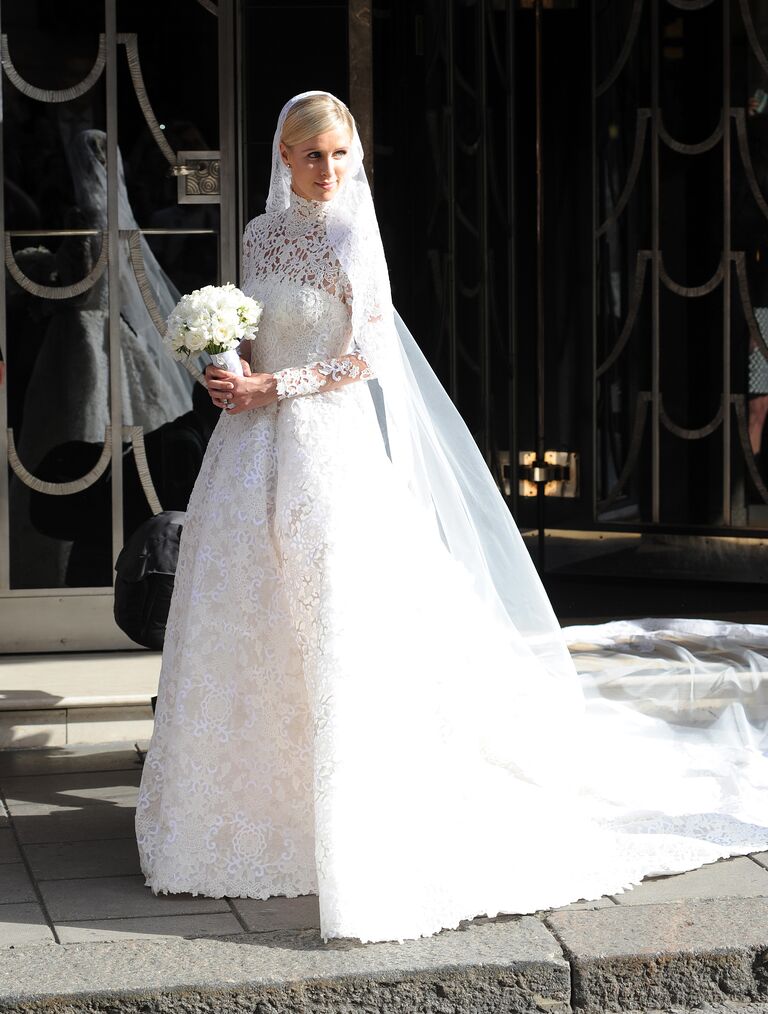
[205,361,278,414]
[205,359,251,410]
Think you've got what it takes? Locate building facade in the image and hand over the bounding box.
[2,0,768,652]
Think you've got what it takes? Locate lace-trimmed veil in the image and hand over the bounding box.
[267,92,580,712]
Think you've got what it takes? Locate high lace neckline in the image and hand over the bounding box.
[288,188,332,220]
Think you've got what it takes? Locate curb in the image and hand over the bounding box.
[0,902,767,1012]
[545,897,768,1012]
[0,917,570,1014]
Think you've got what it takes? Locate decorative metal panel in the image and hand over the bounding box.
[0,0,229,650]
[176,151,221,204]
[593,0,768,530]
[420,0,516,493]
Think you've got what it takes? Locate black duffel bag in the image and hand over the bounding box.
[114,510,185,651]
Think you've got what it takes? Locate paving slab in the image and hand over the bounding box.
[0,903,55,948]
[1,769,141,814]
[11,804,136,844]
[0,864,35,905]
[0,830,21,865]
[23,837,141,880]
[547,897,768,1012]
[230,893,321,932]
[752,851,768,871]
[0,742,146,778]
[611,856,768,905]
[38,874,232,921]
[6,796,139,819]
[0,915,570,1013]
[55,911,245,943]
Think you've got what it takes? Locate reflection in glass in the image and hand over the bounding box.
[9,130,196,589]
[1,1,224,616]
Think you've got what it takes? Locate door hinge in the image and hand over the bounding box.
[518,451,579,498]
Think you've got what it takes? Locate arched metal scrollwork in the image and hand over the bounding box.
[595,0,645,98]
[740,0,768,79]
[7,423,163,516]
[117,33,176,166]
[123,426,163,515]
[1,31,220,199]
[593,0,768,528]
[125,231,205,385]
[4,233,109,300]
[734,395,768,505]
[597,110,650,238]
[597,392,652,511]
[666,0,716,10]
[660,397,724,440]
[657,111,725,155]
[596,251,651,378]
[733,107,768,224]
[659,252,726,297]
[734,251,768,363]
[7,427,113,495]
[1,33,106,102]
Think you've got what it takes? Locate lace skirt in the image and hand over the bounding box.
[136,384,768,944]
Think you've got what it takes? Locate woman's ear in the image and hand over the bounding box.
[278,141,291,168]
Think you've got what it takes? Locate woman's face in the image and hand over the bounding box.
[279,126,352,202]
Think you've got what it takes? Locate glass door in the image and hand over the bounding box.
[0,0,237,650]
[374,0,768,623]
[538,0,768,613]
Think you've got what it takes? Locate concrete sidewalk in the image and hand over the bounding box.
[0,741,767,1013]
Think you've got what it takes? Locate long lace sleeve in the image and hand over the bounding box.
[273,344,374,400]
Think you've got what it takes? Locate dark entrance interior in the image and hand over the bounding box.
[371,0,768,623]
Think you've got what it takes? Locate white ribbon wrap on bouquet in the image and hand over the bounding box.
[210,349,244,377]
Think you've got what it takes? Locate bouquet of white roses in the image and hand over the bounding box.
[164,282,263,378]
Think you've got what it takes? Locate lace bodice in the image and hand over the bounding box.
[241,191,372,398]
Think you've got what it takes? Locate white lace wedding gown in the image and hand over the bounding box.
[136,190,768,945]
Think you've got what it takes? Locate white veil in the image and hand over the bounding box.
[265,92,768,837]
[65,128,196,427]
[268,91,578,702]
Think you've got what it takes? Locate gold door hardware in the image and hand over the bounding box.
[173,151,221,203]
[517,451,579,498]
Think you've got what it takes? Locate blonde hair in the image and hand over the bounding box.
[281,94,354,148]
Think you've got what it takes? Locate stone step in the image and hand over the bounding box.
[1,900,768,1013]
[546,896,768,1012]
[0,917,573,1013]
[0,652,160,750]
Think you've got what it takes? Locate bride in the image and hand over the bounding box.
[135,91,768,945]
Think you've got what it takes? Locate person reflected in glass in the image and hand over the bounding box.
[10,129,196,588]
